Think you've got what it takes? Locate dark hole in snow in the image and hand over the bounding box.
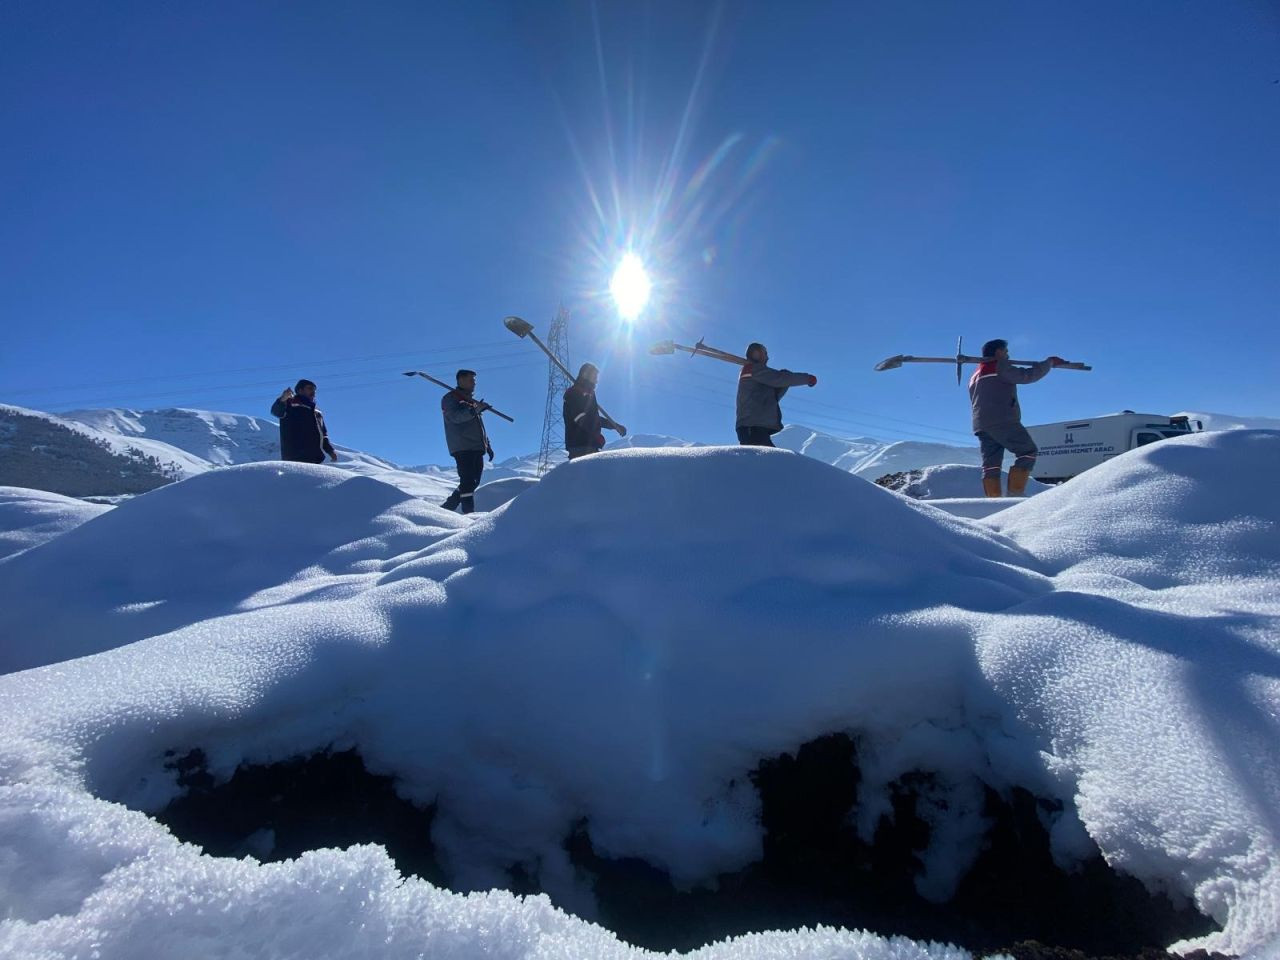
[154,736,1224,960]
[158,748,445,888]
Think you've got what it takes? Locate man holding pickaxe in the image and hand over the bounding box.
[969,339,1066,497]
[736,343,818,447]
[441,369,495,514]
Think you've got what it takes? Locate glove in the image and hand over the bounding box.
[806,375,818,387]
[475,401,493,413]
[486,443,495,463]
[614,422,627,437]
[1047,356,1065,367]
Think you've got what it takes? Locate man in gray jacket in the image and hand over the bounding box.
[968,339,1064,497]
[735,343,817,446]
[440,369,494,514]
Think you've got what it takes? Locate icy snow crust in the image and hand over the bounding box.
[0,432,1278,958]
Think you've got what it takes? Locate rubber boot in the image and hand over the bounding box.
[440,491,461,512]
[982,475,1002,498]
[1007,466,1031,497]
[459,495,475,515]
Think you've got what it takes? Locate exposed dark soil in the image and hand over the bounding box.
[158,748,444,887]
[153,735,1228,960]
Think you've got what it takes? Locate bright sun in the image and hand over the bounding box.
[609,252,652,321]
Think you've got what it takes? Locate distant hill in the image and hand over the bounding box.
[0,404,443,500]
[61,407,281,467]
[0,405,190,497]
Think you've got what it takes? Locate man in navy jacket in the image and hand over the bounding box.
[563,363,625,460]
[270,379,338,464]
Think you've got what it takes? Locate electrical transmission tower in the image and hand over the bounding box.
[537,306,572,477]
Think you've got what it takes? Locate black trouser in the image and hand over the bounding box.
[442,450,484,513]
[736,426,776,447]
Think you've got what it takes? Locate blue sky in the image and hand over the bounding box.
[2,1,1277,465]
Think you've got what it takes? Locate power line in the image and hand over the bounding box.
[138,356,549,414]
[39,346,530,411]
[1,338,519,400]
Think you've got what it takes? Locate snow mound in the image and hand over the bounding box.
[473,476,539,512]
[978,429,1280,952]
[1,440,1278,956]
[0,487,111,562]
[990,428,1280,586]
[0,463,467,674]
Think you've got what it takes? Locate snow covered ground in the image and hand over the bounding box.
[0,487,110,561]
[0,429,1278,958]
[880,463,1052,501]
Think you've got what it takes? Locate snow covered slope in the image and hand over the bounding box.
[0,487,111,561]
[0,404,198,496]
[1181,410,1280,433]
[0,431,1278,958]
[771,425,885,468]
[62,407,282,466]
[883,463,1051,500]
[771,427,981,478]
[848,441,982,478]
[64,405,413,476]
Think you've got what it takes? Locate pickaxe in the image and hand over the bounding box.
[875,337,1092,385]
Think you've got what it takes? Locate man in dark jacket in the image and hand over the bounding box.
[270,379,338,464]
[968,339,1064,497]
[735,343,817,446]
[563,363,626,460]
[440,369,494,514]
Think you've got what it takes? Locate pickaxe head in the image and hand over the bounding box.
[504,316,534,338]
[649,339,676,355]
[402,371,416,377]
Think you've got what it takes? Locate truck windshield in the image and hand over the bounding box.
[1136,432,1163,446]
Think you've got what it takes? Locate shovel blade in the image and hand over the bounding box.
[504,315,534,338]
[874,355,906,372]
[649,339,676,355]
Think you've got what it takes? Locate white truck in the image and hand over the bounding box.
[1026,412,1202,483]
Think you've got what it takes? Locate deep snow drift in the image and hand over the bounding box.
[0,486,110,561]
[0,431,1278,959]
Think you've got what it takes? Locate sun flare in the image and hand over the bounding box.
[609,253,652,322]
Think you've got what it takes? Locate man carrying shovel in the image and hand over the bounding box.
[968,339,1066,497]
[440,369,495,514]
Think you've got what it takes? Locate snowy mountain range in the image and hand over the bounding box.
[2,401,1276,500]
[0,402,983,498]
